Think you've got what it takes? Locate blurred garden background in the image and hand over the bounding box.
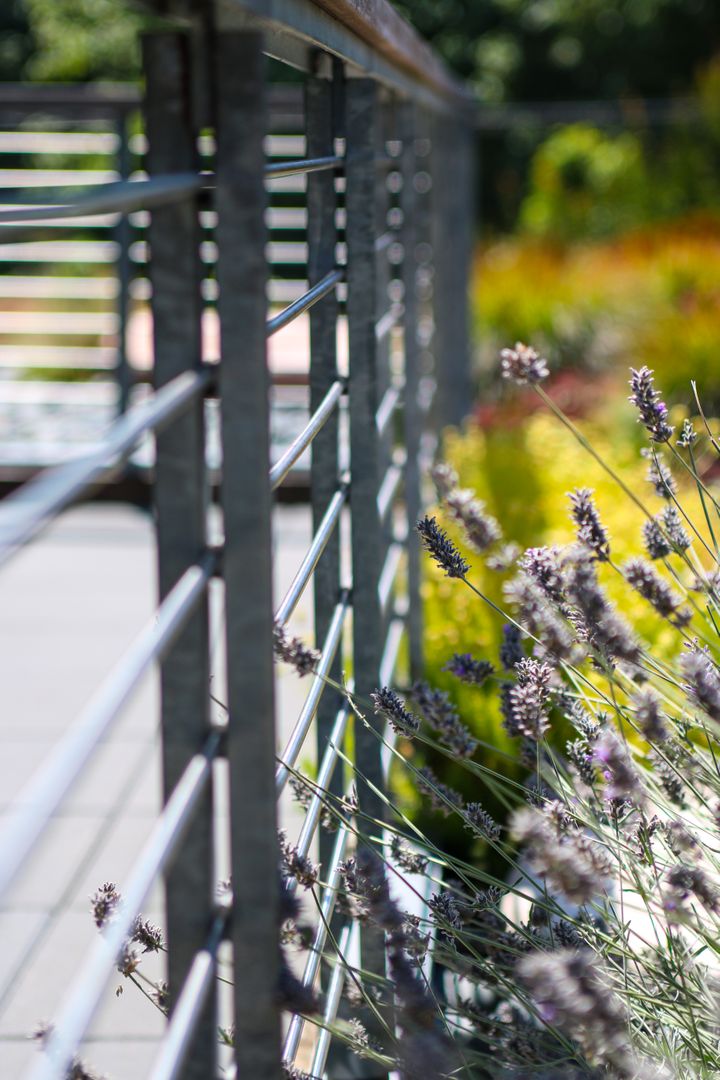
[4,0,720,862]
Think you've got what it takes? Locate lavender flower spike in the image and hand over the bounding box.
[443,652,494,685]
[519,950,639,1078]
[500,623,524,669]
[416,516,470,578]
[629,366,674,442]
[500,342,549,385]
[273,622,320,676]
[371,687,420,738]
[568,488,610,561]
[444,487,501,553]
[681,647,720,722]
[623,557,692,628]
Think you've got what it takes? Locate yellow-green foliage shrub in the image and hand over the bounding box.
[413,394,717,861]
[475,215,720,405]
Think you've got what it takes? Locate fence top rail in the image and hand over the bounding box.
[0,82,140,118]
[209,0,474,112]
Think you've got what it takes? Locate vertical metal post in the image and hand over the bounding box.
[306,61,343,881]
[399,103,423,679]
[143,32,216,1080]
[432,115,472,429]
[214,31,283,1079]
[114,110,132,415]
[345,77,388,1024]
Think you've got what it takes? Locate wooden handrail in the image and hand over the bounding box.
[310,0,469,103]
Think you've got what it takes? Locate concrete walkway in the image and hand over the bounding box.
[0,502,315,1077]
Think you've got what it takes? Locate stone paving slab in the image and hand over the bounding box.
[0,501,316,1077]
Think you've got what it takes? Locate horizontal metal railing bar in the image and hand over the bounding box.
[282,823,350,1063]
[0,275,118,299]
[266,268,343,337]
[0,310,118,335]
[28,731,221,1080]
[284,699,351,893]
[269,378,344,491]
[375,303,404,343]
[0,168,117,188]
[0,81,140,113]
[375,379,404,440]
[0,174,202,232]
[0,345,117,371]
[378,540,405,616]
[0,210,119,229]
[275,596,349,794]
[0,554,215,903]
[0,366,212,567]
[148,905,230,1080]
[0,239,118,262]
[264,154,343,178]
[310,922,355,1078]
[274,477,349,626]
[0,131,119,154]
[0,156,343,233]
[377,448,407,522]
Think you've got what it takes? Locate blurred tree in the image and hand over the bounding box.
[21,0,142,81]
[398,0,720,104]
[0,0,141,82]
[0,0,36,80]
[398,0,720,229]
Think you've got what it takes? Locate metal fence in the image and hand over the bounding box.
[0,1,475,1077]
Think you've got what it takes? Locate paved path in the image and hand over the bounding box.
[0,502,315,1077]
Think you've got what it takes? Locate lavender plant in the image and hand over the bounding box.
[321,354,720,1078]
[84,351,720,1080]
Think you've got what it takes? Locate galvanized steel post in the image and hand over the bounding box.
[214,31,283,1079]
[345,77,389,1040]
[306,61,344,882]
[400,102,424,679]
[143,31,217,1080]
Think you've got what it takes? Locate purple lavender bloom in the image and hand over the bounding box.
[520,546,566,604]
[504,572,579,663]
[593,730,643,804]
[665,864,719,916]
[642,516,672,560]
[681,646,720,722]
[443,652,494,685]
[444,488,501,553]
[90,882,120,929]
[677,418,698,448]
[500,623,524,669]
[643,449,677,498]
[660,505,691,552]
[430,461,458,501]
[629,366,674,443]
[273,622,320,676]
[501,658,553,741]
[519,950,638,1078]
[409,681,477,757]
[562,547,642,666]
[632,687,668,743]
[568,488,611,561]
[416,516,470,578]
[511,807,612,905]
[463,802,501,842]
[623,557,692,628]
[371,687,420,738]
[500,342,549,385]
